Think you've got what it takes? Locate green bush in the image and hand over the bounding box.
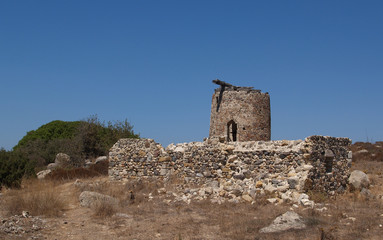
[13,116,138,166]
[0,116,138,188]
[0,148,35,188]
[14,120,81,149]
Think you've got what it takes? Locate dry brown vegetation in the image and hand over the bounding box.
[1,179,67,217]
[46,160,109,181]
[350,141,383,163]
[1,142,383,239]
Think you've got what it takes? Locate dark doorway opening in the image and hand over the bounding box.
[227,120,237,142]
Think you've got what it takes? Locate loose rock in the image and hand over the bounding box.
[259,211,306,233]
[79,191,119,208]
[349,170,370,190]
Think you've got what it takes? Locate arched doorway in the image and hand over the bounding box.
[227,120,237,141]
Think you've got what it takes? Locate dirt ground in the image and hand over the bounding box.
[1,142,383,240]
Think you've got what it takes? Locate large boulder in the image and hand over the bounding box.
[349,170,370,190]
[47,162,59,170]
[259,211,306,233]
[36,169,52,179]
[54,153,72,168]
[54,153,84,168]
[79,191,119,208]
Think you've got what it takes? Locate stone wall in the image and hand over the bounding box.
[108,136,351,196]
[209,87,271,141]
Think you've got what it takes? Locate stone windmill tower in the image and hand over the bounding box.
[209,80,271,142]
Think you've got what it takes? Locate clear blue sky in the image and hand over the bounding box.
[1,0,382,150]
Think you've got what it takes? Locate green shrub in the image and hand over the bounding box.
[14,120,81,150]
[0,148,35,188]
[0,116,138,188]
[13,116,139,166]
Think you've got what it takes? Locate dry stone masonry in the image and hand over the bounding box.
[109,136,352,200]
[209,80,271,141]
[108,81,352,203]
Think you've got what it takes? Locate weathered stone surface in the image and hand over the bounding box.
[209,81,271,142]
[264,184,277,194]
[108,136,351,200]
[324,149,334,158]
[36,169,51,179]
[360,188,373,198]
[259,211,306,233]
[79,191,119,208]
[95,156,108,164]
[47,163,58,170]
[159,156,171,162]
[255,181,263,188]
[54,153,84,168]
[242,194,253,202]
[349,170,370,190]
[54,153,71,167]
[0,214,45,236]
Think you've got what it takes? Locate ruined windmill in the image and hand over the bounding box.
[209,79,271,142]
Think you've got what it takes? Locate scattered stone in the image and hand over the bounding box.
[298,193,309,203]
[287,177,298,189]
[300,199,314,208]
[302,164,313,171]
[264,184,277,194]
[36,169,51,179]
[0,214,45,237]
[22,211,30,218]
[79,191,119,208]
[47,162,59,170]
[360,188,373,198]
[242,194,253,202]
[355,149,368,154]
[336,185,345,194]
[349,170,370,190]
[95,156,108,164]
[316,207,328,212]
[267,198,278,204]
[259,211,306,233]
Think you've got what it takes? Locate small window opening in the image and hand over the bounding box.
[325,158,333,173]
[324,150,334,173]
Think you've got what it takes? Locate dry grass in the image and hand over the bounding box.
[323,192,383,239]
[1,175,382,239]
[46,160,109,181]
[2,142,383,239]
[1,179,66,217]
[350,141,383,162]
[307,190,330,203]
[92,199,118,218]
[69,170,383,239]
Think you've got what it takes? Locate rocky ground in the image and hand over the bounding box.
[1,141,383,239]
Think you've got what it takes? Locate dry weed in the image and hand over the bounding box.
[1,179,66,217]
[92,199,118,218]
[46,161,108,181]
[307,190,329,203]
